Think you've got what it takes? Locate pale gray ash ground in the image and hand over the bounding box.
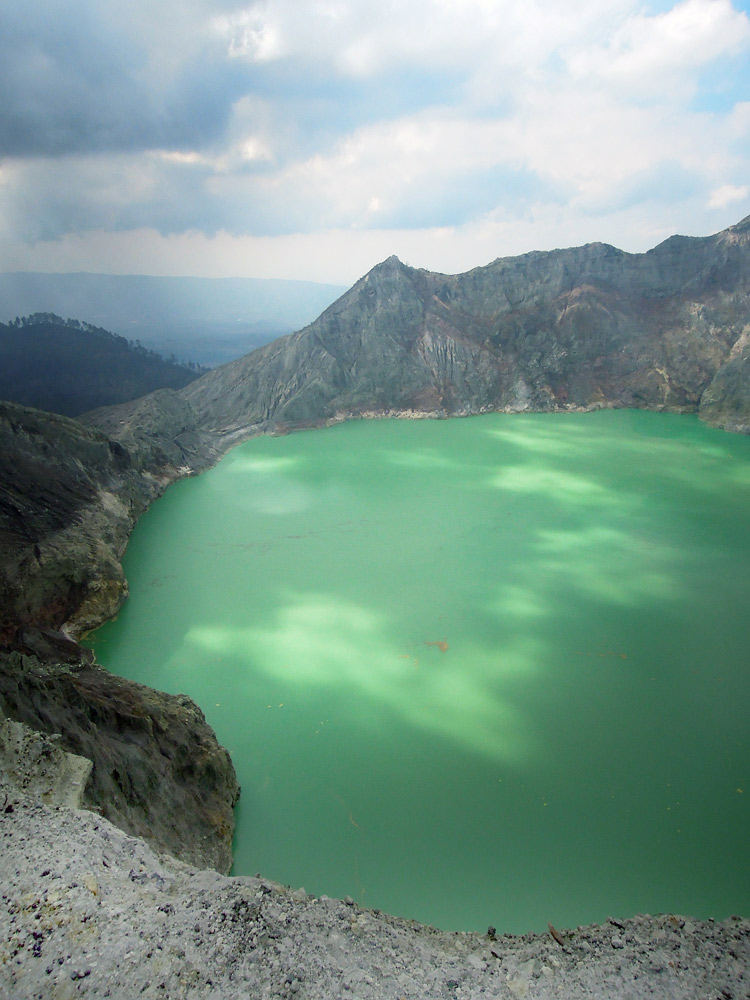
[1,720,747,1000]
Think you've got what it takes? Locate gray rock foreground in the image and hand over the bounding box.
[2,797,748,1000]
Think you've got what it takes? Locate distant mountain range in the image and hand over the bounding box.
[0,314,205,417]
[0,272,347,367]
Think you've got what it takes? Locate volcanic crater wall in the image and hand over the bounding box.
[3,216,750,880]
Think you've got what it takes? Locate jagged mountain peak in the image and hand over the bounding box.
[360,253,413,283]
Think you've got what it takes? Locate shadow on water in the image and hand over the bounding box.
[88,411,750,933]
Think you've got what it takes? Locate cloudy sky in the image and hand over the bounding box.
[1,0,749,283]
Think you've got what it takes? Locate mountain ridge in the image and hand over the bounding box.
[139,214,750,447]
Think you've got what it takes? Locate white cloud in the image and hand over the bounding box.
[567,0,750,96]
[728,100,750,138]
[212,0,748,102]
[155,151,211,166]
[218,0,637,80]
[708,183,750,208]
[161,0,750,222]
[220,7,284,62]
[218,83,732,233]
[3,0,750,281]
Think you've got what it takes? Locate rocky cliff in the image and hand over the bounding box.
[0,400,239,872]
[172,216,750,441]
[0,400,154,642]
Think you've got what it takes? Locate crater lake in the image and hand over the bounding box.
[88,410,750,933]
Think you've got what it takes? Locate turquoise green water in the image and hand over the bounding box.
[88,410,749,933]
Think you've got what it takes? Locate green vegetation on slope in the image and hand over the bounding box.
[0,313,207,417]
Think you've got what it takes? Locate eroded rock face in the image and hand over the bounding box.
[0,400,155,641]
[0,711,92,809]
[80,387,222,476]
[0,400,239,872]
[0,650,239,873]
[699,329,750,433]
[173,219,750,439]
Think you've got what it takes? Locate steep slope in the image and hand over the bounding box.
[0,400,239,870]
[178,217,750,438]
[0,400,153,640]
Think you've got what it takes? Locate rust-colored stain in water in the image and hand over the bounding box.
[425,639,449,653]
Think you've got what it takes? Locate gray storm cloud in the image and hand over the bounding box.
[1,0,749,278]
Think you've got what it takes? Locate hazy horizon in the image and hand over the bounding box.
[0,271,349,367]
